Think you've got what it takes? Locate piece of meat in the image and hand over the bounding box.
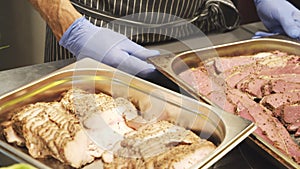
[1,121,25,146]
[6,88,140,168]
[206,90,237,114]
[288,121,300,137]
[10,101,104,168]
[210,52,274,73]
[220,53,284,88]
[275,103,300,125]
[274,103,300,137]
[103,121,216,169]
[260,92,300,111]
[228,89,300,163]
[222,53,300,89]
[237,74,300,98]
[60,88,137,150]
[265,79,300,95]
[179,67,225,96]
[179,50,300,164]
[237,76,266,98]
[198,86,300,163]
[60,88,116,118]
[12,103,54,159]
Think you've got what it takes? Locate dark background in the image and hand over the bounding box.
[233,0,300,24]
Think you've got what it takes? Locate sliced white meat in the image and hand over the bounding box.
[104,121,216,169]
[1,121,25,146]
[10,101,103,168]
[60,88,137,150]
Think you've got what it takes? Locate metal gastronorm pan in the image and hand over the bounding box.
[148,38,300,169]
[0,58,255,169]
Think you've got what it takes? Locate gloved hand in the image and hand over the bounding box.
[59,17,179,91]
[59,17,160,78]
[254,0,300,39]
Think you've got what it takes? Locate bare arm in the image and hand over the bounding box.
[28,0,82,40]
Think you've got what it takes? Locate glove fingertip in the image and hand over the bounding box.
[286,28,300,39]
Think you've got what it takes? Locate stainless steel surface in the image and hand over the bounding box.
[0,58,255,169]
[148,38,300,169]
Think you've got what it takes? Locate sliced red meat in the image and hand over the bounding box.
[211,51,288,73]
[260,92,300,111]
[237,77,266,98]
[228,89,300,163]
[267,79,300,94]
[211,54,262,73]
[206,90,236,114]
[179,50,300,164]
[260,55,300,75]
[287,121,300,137]
[278,104,300,125]
[179,67,225,96]
[207,88,300,162]
[223,54,300,88]
[237,74,300,98]
[274,103,300,136]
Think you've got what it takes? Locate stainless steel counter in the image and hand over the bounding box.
[0,22,290,168]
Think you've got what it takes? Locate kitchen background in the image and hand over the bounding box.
[0,0,261,72]
[0,0,45,71]
[1,0,298,72]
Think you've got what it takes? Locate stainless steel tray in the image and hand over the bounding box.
[148,38,300,169]
[0,58,255,169]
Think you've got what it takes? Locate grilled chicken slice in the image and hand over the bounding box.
[10,101,103,168]
[1,121,25,146]
[60,88,137,150]
[104,121,216,169]
[4,88,217,168]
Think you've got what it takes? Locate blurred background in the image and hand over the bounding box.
[0,0,261,71]
[0,0,45,71]
[0,0,299,71]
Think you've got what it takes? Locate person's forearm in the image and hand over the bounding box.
[28,0,82,40]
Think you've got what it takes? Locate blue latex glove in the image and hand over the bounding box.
[59,17,179,91]
[252,31,279,39]
[254,0,300,39]
[59,17,160,78]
